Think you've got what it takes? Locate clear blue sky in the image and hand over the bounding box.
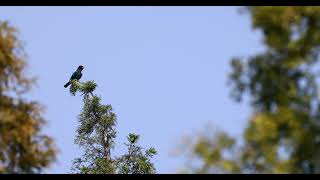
[0,6,264,173]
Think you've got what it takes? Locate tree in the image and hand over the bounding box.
[69,80,157,174]
[0,20,56,173]
[181,7,320,174]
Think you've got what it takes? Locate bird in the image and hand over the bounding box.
[64,65,84,88]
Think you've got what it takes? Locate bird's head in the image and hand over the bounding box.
[78,65,84,71]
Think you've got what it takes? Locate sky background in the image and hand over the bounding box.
[0,6,264,173]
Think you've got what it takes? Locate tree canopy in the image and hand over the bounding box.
[182,6,320,174]
[69,80,157,174]
[0,20,56,173]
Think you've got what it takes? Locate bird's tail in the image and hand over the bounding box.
[64,82,71,88]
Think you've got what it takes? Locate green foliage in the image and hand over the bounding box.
[69,80,97,96]
[69,80,157,174]
[179,127,241,174]
[183,7,320,174]
[116,134,157,174]
[0,20,56,173]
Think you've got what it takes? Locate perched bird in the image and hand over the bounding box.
[64,65,84,88]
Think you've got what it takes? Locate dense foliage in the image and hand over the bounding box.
[0,21,56,174]
[183,7,320,174]
[69,80,157,174]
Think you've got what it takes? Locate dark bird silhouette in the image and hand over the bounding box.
[64,65,84,88]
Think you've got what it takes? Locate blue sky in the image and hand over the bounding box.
[0,6,264,173]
